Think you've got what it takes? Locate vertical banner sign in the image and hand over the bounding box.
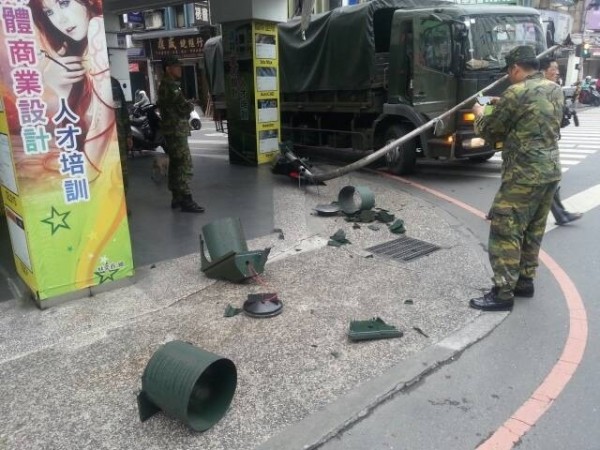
[222,20,280,166]
[222,22,256,165]
[252,22,280,165]
[0,0,134,302]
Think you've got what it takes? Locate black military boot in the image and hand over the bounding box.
[469,287,514,311]
[559,211,583,225]
[551,200,569,225]
[171,198,181,209]
[180,195,205,213]
[514,277,534,298]
[553,188,583,225]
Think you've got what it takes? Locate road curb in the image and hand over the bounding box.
[256,313,506,450]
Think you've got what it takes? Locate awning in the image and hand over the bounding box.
[131,27,201,41]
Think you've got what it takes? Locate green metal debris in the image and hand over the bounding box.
[388,219,406,234]
[348,317,403,341]
[137,341,237,432]
[224,304,243,317]
[338,185,375,214]
[200,217,270,282]
[328,229,351,247]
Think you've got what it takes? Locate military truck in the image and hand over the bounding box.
[278,0,547,173]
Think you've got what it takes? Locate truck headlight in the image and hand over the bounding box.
[462,137,485,149]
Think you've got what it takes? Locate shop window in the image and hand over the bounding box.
[175,5,186,28]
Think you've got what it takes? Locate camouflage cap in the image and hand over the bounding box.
[504,45,537,70]
[163,55,182,67]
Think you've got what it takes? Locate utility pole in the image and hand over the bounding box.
[579,0,588,82]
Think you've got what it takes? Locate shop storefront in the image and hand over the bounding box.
[129,27,215,110]
[148,34,207,105]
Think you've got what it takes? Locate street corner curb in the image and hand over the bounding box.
[255,312,507,450]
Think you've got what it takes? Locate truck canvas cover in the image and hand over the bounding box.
[278,0,451,93]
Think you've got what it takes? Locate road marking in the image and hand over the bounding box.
[189,139,229,145]
[566,144,600,149]
[378,173,588,450]
[478,251,587,450]
[191,154,228,160]
[545,184,600,233]
[557,153,588,159]
[418,169,501,179]
[558,149,597,153]
[205,132,228,137]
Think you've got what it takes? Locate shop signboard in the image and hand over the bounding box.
[150,36,205,61]
[0,0,134,303]
[253,22,280,163]
[222,21,280,166]
[586,0,600,31]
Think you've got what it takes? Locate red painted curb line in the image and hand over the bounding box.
[380,173,588,449]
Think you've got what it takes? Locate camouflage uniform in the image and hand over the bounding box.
[111,77,131,191]
[475,64,563,300]
[157,67,195,204]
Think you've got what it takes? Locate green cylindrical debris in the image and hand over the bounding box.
[138,340,237,431]
[338,185,375,214]
[202,217,249,260]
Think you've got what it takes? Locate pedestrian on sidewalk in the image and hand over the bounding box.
[470,46,563,311]
[157,55,205,213]
[539,57,583,226]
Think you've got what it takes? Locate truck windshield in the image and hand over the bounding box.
[463,15,545,70]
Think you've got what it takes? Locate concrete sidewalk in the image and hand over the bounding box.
[0,170,502,450]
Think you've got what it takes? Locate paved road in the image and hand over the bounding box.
[319,108,600,449]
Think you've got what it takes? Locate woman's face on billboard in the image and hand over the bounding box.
[42,0,90,42]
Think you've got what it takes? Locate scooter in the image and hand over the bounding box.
[578,86,600,106]
[189,108,202,131]
[130,103,166,153]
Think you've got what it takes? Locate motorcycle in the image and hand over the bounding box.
[130,103,166,153]
[578,85,600,106]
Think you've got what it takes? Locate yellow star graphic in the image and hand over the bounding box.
[41,207,71,235]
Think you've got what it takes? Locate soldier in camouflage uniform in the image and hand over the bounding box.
[539,57,583,226]
[470,46,563,311]
[157,55,205,213]
[111,77,132,192]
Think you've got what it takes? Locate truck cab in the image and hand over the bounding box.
[380,6,546,172]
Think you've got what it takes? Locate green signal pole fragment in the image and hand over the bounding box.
[348,317,403,342]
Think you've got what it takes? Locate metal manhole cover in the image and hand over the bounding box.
[365,236,440,261]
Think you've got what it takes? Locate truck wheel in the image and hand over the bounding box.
[382,124,417,174]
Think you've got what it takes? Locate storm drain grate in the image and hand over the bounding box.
[365,236,441,262]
